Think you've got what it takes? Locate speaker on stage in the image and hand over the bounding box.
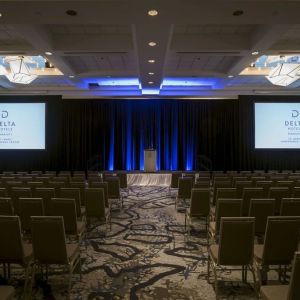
[144,149,157,172]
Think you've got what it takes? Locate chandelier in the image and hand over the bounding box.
[266,62,300,87]
[4,56,38,84]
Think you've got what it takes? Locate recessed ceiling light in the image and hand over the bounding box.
[148,10,158,16]
[0,13,2,18]
[228,75,234,78]
[233,10,244,16]
[66,9,78,16]
[251,51,259,55]
[45,52,52,56]
[69,75,75,78]
[148,41,157,47]
[148,81,154,84]
[148,72,154,75]
[148,59,155,63]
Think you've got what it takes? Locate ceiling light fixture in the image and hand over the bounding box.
[266,63,300,86]
[45,52,52,56]
[148,10,158,16]
[228,75,234,78]
[232,9,244,16]
[148,72,154,75]
[148,81,154,84]
[252,51,259,55]
[148,59,155,63]
[4,56,38,84]
[66,9,78,16]
[69,75,74,78]
[148,41,157,47]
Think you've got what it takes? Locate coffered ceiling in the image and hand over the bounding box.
[0,1,300,98]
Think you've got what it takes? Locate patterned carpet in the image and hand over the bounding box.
[8,186,258,299]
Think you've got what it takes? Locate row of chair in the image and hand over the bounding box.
[0,215,81,299]
[0,187,115,236]
[207,216,300,299]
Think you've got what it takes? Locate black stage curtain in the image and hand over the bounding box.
[62,97,300,172]
[62,99,240,171]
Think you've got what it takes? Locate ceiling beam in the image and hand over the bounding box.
[227,24,293,76]
[11,24,76,76]
[53,34,133,52]
[133,23,173,89]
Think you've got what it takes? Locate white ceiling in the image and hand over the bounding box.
[0,1,300,98]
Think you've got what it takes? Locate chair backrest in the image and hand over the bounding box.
[19,198,44,232]
[0,197,13,215]
[216,188,237,201]
[69,182,86,205]
[70,176,85,183]
[213,181,232,204]
[33,188,55,215]
[88,182,108,207]
[262,216,300,265]
[235,181,253,198]
[276,180,294,189]
[178,177,193,199]
[85,188,106,219]
[280,198,300,216]
[194,181,210,189]
[105,177,121,199]
[31,216,68,264]
[88,177,102,185]
[249,199,275,235]
[117,172,127,189]
[256,181,273,195]
[48,181,66,191]
[215,199,242,234]
[0,187,7,197]
[50,198,78,235]
[26,181,44,189]
[190,188,210,217]
[0,216,25,264]
[242,187,264,215]
[288,251,300,300]
[218,217,255,265]
[293,187,300,198]
[268,187,290,214]
[11,187,32,215]
[59,188,82,218]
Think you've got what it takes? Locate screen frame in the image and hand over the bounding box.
[0,100,47,151]
[254,101,300,150]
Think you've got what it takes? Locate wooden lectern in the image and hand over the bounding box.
[144,149,157,172]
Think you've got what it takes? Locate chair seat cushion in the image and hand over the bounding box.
[260,285,288,300]
[0,286,15,300]
[254,244,264,264]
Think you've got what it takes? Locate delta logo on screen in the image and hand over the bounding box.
[0,110,16,127]
[0,103,45,150]
[255,103,300,149]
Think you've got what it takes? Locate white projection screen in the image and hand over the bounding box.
[0,103,46,150]
[255,102,300,149]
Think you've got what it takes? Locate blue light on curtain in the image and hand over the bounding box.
[108,114,115,171]
[126,108,132,170]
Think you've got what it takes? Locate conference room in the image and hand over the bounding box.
[0,1,300,299]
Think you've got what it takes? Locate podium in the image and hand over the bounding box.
[144,149,157,172]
